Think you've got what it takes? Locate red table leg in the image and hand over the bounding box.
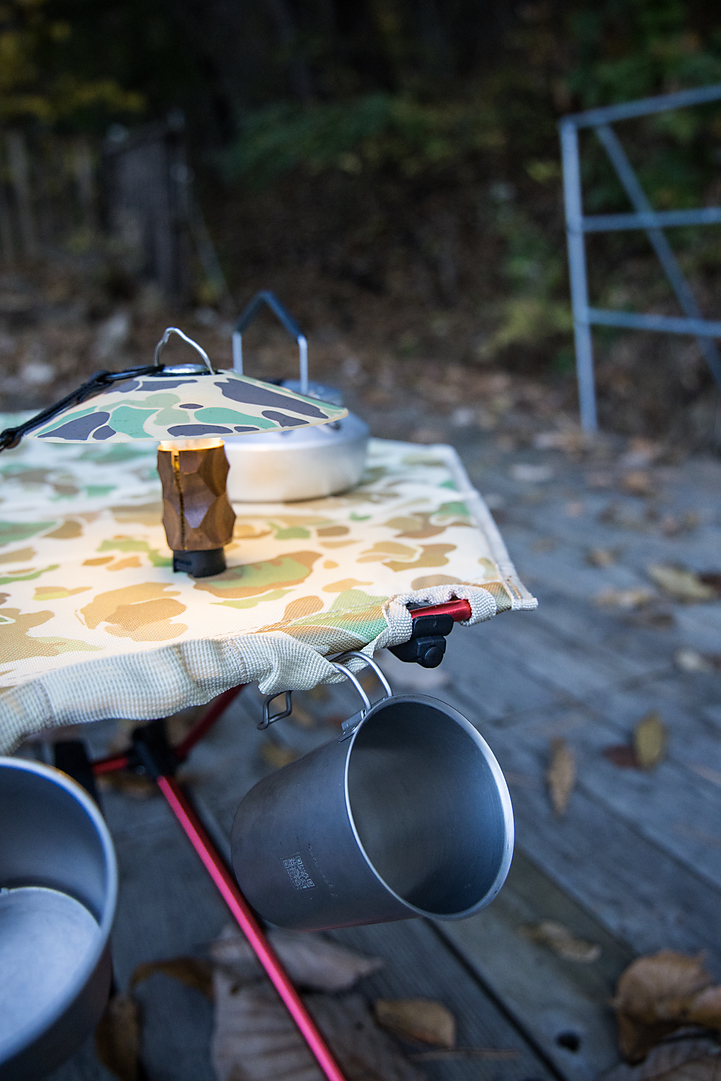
[157,774,347,1081]
[90,686,347,1080]
[174,685,246,762]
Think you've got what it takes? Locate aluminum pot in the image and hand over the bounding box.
[225,409,369,503]
[224,291,369,502]
[0,758,117,1081]
[231,654,513,931]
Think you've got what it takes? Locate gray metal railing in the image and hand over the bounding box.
[559,84,721,431]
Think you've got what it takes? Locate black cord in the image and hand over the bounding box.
[0,364,157,452]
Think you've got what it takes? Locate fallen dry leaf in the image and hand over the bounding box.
[374,998,455,1048]
[675,649,714,674]
[211,975,421,1081]
[604,1037,721,1081]
[596,587,655,610]
[587,547,619,567]
[660,512,700,537]
[687,987,721,1028]
[212,976,319,1081]
[129,956,213,999]
[624,608,675,631]
[95,992,141,1081]
[634,713,667,771]
[699,573,721,594]
[647,565,716,604]
[621,439,663,468]
[210,924,383,993]
[520,920,601,963]
[534,429,585,454]
[622,471,657,497]
[615,951,712,1019]
[613,950,717,1061]
[510,463,554,483]
[261,740,299,769]
[604,744,641,769]
[547,738,575,816]
[96,771,157,800]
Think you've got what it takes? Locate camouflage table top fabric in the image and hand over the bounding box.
[0,427,536,750]
[30,369,346,443]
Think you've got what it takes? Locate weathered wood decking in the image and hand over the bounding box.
[46,434,721,1081]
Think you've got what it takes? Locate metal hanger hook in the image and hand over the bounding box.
[154,327,215,373]
[331,650,393,711]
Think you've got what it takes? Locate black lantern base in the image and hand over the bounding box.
[172,548,226,577]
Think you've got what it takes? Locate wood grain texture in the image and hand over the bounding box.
[435,849,634,1081]
[157,443,235,551]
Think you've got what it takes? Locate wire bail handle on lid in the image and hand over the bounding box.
[232,291,309,394]
[154,327,215,373]
[259,652,392,733]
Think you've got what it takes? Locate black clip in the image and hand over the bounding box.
[389,613,454,669]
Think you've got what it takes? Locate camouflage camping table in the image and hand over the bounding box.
[0,425,536,751]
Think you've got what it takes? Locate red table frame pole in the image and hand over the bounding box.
[157,774,347,1081]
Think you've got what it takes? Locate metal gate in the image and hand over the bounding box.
[559,83,721,431]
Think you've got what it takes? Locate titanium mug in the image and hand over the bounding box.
[231,653,514,931]
[0,758,117,1081]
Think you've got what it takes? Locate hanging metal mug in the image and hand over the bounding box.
[231,653,514,931]
[0,758,117,1081]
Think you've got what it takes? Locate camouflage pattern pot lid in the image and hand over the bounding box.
[31,327,347,444]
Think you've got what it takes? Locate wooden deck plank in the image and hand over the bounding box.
[435,849,634,1081]
[527,593,678,670]
[474,726,721,969]
[437,627,565,723]
[458,616,661,701]
[329,919,559,1081]
[477,701,721,896]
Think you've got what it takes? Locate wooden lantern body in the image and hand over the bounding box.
[157,443,236,552]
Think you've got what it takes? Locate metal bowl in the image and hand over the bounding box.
[0,758,117,1081]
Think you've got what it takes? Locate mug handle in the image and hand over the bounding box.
[331,651,392,737]
[258,652,392,731]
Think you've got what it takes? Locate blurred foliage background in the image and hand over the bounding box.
[2,0,721,442]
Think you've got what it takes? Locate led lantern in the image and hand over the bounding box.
[0,327,347,576]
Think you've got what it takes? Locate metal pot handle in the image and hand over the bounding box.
[232,291,308,394]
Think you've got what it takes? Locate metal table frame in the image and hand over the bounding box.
[75,597,473,1081]
[559,82,721,431]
